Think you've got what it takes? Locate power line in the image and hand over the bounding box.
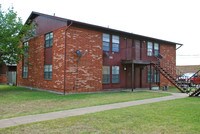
[177,54,200,57]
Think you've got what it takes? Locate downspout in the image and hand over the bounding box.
[64,21,73,95]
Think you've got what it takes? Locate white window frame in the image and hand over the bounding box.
[147,41,153,56]
[102,66,110,84]
[112,35,120,52]
[103,33,110,51]
[44,65,52,80]
[154,43,159,56]
[112,66,120,83]
[45,32,53,48]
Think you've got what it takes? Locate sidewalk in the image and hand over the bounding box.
[0,93,188,129]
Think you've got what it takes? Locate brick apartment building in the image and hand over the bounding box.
[17,12,182,93]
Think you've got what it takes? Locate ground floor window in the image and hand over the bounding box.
[102,66,110,84]
[44,65,52,80]
[154,69,160,83]
[147,67,160,83]
[22,66,28,78]
[147,68,152,83]
[112,66,120,83]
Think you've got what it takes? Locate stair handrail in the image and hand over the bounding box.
[154,53,184,80]
[152,62,185,93]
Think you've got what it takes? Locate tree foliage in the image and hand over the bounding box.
[0,5,34,64]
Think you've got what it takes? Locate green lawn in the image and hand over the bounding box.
[1,97,199,134]
[0,85,170,119]
[166,86,181,93]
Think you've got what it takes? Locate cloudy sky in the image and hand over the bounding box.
[1,0,200,65]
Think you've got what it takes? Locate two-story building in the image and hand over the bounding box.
[17,12,182,93]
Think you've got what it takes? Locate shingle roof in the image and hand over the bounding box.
[26,11,183,47]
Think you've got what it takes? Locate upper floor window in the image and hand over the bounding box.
[45,32,53,48]
[147,42,153,56]
[154,43,159,56]
[22,42,29,79]
[103,33,110,51]
[23,42,29,60]
[112,66,120,83]
[102,66,110,84]
[112,35,120,52]
[23,42,29,52]
[44,64,52,80]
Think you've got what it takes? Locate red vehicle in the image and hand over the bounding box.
[190,76,200,85]
[177,73,194,85]
[177,71,200,87]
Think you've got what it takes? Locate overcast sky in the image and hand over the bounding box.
[1,0,200,66]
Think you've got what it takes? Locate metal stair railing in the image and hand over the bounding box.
[153,54,186,93]
[152,62,185,93]
[188,69,200,97]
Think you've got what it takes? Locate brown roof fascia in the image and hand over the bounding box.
[25,11,183,47]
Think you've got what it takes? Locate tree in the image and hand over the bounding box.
[0,5,34,65]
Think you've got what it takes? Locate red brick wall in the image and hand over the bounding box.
[17,27,66,92]
[65,26,102,92]
[159,43,176,87]
[17,26,102,93]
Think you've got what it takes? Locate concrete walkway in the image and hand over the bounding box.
[0,92,188,129]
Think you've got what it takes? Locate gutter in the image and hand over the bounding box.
[176,44,183,50]
[64,21,73,95]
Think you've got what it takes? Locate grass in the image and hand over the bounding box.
[167,86,198,93]
[0,85,170,119]
[1,97,199,134]
[163,86,182,93]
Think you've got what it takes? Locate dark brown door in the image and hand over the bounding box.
[135,40,141,60]
[134,66,141,88]
[126,65,132,88]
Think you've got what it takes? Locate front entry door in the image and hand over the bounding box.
[126,65,132,88]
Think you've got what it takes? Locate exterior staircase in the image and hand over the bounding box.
[152,62,185,93]
[189,88,200,97]
[152,54,200,96]
[188,69,200,97]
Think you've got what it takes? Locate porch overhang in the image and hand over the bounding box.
[121,60,151,92]
[121,60,150,65]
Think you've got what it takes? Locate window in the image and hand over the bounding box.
[45,32,53,47]
[112,66,120,83]
[23,42,29,52]
[22,66,28,78]
[23,41,29,58]
[147,68,152,83]
[22,42,29,78]
[154,69,160,83]
[147,42,153,56]
[154,43,159,56]
[103,34,110,51]
[112,35,120,52]
[44,65,52,80]
[147,68,160,83]
[102,66,110,84]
